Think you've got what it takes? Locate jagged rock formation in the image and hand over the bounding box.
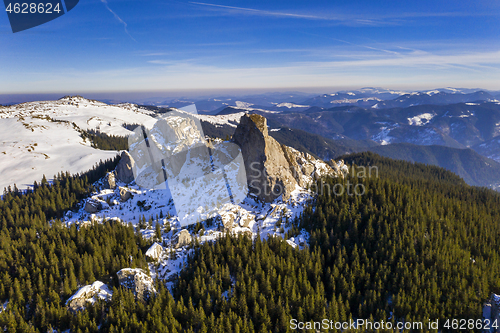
[146,242,163,260]
[282,145,339,185]
[127,112,247,226]
[117,268,156,302]
[84,199,102,213]
[238,211,254,228]
[232,114,299,202]
[173,229,192,248]
[66,281,113,313]
[116,151,135,184]
[233,114,341,202]
[219,210,236,232]
[216,205,255,231]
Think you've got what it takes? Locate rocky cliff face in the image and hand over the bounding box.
[116,151,135,184]
[232,114,297,202]
[145,242,164,260]
[232,114,342,202]
[173,229,192,248]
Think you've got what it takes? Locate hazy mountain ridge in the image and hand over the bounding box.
[200,116,500,190]
[216,100,500,164]
[373,90,498,109]
[368,143,500,190]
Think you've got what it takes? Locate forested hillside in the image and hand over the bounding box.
[1,153,500,332]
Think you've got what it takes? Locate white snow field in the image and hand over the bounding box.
[0,96,155,190]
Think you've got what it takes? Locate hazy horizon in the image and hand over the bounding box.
[2,85,500,106]
[2,0,500,94]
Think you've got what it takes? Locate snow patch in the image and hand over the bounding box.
[235,101,253,108]
[407,113,436,126]
[194,112,246,128]
[275,103,309,109]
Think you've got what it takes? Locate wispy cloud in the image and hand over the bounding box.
[100,0,136,41]
[188,1,327,20]
[187,1,497,27]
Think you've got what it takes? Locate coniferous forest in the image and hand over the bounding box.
[0,152,500,332]
[80,130,129,151]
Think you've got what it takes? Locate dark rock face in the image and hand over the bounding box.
[232,114,298,202]
[116,151,135,184]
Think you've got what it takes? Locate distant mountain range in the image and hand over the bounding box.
[200,120,500,190]
[180,87,500,113]
[216,100,500,164]
[196,87,500,190]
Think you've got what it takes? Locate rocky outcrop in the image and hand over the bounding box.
[217,205,255,231]
[233,114,341,202]
[219,211,236,231]
[104,171,116,189]
[119,186,133,202]
[66,281,113,313]
[238,211,254,228]
[328,159,348,175]
[84,199,102,213]
[281,145,338,186]
[116,151,135,184]
[117,268,156,302]
[127,111,247,227]
[232,114,298,202]
[173,229,192,248]
[145,242,163,260]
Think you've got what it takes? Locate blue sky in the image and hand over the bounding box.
[1,0,500,94]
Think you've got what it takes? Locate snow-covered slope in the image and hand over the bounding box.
[194,111,246,128]
[0,96,156,190]
[64,179,317,289]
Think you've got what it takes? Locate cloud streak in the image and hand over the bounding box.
[100,0,136,41]
[188,1,327,20]
[187,2,498,26]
